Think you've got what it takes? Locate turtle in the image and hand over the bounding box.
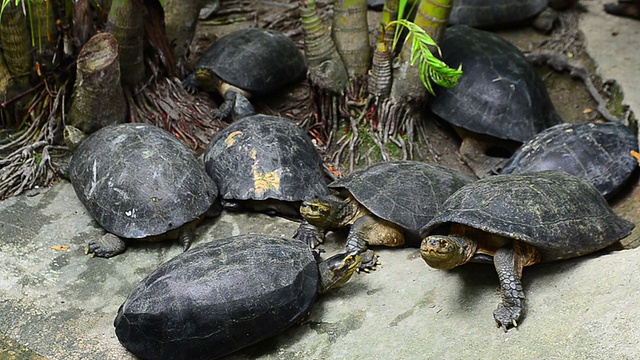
[182,27,307,119]
[420,170,634,331]
[294,161,476,270]
[203,93,330,218]
[69,123,219,258]
[604,0,640,20]
[428,25,563,178]
[500,122,639,198]
[114,234,361,360]
[447,0,574,32]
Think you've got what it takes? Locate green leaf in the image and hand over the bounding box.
[386,18,463,95]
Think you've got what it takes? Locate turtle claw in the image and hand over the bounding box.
[86,233,126,258]
[293,222,325,249]
[493,303,522,332]
[356,250,380,273]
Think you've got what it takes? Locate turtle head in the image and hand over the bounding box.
[420,235,476,270]
[63,125,87,151]
[194,67,222,93]
[317,250,362,293]
[299,195,345,229]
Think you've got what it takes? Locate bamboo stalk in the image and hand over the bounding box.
[0,2,33,86]
[67,32,127,133]
[389,0,452,103]
[331,0,371,78]
[107,0,145,87]
[300,0,348,94]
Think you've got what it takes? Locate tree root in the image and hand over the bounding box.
[0,83,68,200]
[525,49,623,123]
[129,76,227,153]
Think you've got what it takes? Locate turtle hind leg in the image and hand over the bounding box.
[604,1,640,19]
[492,247,526,331]
[177,226,194,252]
[86,233,127,258]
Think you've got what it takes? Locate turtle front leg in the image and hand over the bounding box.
[346,214,402,272]
[86,233,127,258]
[493,247,525,331]
[293,220,325,248]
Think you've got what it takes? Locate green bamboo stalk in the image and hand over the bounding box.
[0,1,33,85]
[300,0,348,94]
[389,0,452,103]
[331,0,370,78]
[163,0,200,63]
[107,0,145,88]
[381,0,399,45]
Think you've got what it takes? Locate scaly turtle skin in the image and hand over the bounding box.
[182,28,307,119]
[420,171,634,331]
[69,123,219,258]
[295,161,475,271]
[501,122,639,198]
[114,235,361,360]
[203,94,329,218]
[429,25,562,178]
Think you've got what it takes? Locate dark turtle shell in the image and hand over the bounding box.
[69,123,218,239]
[203,114,329,202]
[114,235,319,360]
[501,122,639,198]
[429,25,562,142]
[448,0,549,28]
[192,27,306,94]
[421,171,634,261]
[330,161,475,241]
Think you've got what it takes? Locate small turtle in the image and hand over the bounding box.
[182,27,307,119]
[203,94,329,218]
[501,122,639,198]
[429,25,562,177]
[294,161,475,270]
[420,171,634,330]
[604,0,640,20]
[69,123,219,258]
[114,235,361,360]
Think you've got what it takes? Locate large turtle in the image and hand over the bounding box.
[294,161,475,270]
[203,94,329,218]
[501,122,639,198]
[420,171,634,330]
[69,123,219,258]
[182,27,307,119]
[429,25,562,178]
[448,0,549,29]
[114,235,361,360]
[604,0,640,20]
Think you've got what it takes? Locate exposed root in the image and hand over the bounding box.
[0,82,68,200]
[525,50,622,123]
[129,76,226,153]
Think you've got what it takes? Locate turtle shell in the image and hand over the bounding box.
[194,27,306,94]
[69,123,218,239]
[501,122,639,198]
[203,114,330,202]
[421,171,635,261]
[114,235,319,360]
[330,161,476,241]
[448,0,549,28]
[429,25,562,142]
